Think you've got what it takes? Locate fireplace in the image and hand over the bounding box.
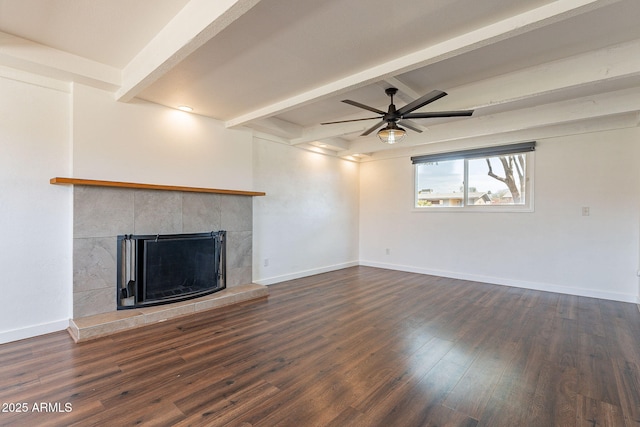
[117,231,226,309]
[65,183,267,341]
[71,185,255,319]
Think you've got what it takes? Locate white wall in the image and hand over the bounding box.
[0,81,256,343]
[360,127,640,303]
[253,138,360,284]
[73,84,254,190]
[0,71,72,343]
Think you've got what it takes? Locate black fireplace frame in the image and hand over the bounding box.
[116,231,226,310]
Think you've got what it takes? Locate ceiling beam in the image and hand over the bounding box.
[302,137,350,152]
[360,112,640,162]
[0,31,120,91]
[246,117,302,139]
[290,122,372,146]
[425,38,640,112]
[342,86,640,156]
[382,77,423,102]
[225,0,623,129]
[116,0,262,102]
[296,36,640,146]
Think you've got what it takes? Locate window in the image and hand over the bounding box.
[412,142,535,210]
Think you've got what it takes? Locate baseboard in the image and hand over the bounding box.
[0,319,69,345]
[3,262,636,344]
[254,261,359,286]
[360,260,639,304]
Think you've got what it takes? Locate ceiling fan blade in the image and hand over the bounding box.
[342,100,387,115]
[396,90,448,116]
[361,120,386,136]
[397,119,423,133]
[320,117,381,125]
[403,110,474,119]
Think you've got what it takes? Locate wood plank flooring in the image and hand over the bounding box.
[1,266,639,426]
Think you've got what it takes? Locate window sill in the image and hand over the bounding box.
[411,205,534,213]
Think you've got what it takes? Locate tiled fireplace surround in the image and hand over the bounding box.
[70,184,267,341]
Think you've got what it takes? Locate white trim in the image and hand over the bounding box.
[359,260,639,304]
[257,259,638,303]
[0,65,71,92]
[255,261,359,286]
[0,319,69,345]
[411,206,535,214]
[0,32,120,91]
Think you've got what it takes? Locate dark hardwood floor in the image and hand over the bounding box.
[1,266,639,426]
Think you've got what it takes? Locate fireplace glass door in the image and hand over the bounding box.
[117,231,226,309]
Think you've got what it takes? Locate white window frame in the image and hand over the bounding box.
[412,142,535,213]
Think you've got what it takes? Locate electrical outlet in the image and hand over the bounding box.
[385,248,390,255]
[264,258,269,267]
[581,207,590,216]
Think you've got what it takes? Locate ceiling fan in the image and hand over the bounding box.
[320,87,474,144]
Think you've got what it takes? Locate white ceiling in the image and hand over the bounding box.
[1,0,639,159]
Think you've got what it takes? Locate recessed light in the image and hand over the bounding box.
[177,105,193,112]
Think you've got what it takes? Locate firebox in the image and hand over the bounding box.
[117,231,226,309]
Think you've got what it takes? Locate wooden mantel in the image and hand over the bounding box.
[50,177,266,197]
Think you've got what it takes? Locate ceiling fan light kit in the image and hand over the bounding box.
[321,87,474,145]
[377,122,406,144]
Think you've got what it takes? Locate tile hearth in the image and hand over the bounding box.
[68,283,268,342]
